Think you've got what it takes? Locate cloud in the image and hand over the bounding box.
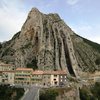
[0,0,27,42]
[66,0,80,5]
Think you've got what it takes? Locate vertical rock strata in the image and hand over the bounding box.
[13,8,79,76]
[0,8,100,76]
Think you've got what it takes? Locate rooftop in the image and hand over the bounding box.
[43,70,67,75]
[0,71,15,73]
[0,63,14,67]
[32,70,44,75]
[16,68,33,71]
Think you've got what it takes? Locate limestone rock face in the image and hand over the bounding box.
[0,8,100,76]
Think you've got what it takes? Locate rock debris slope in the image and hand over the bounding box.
[0,8,100,77]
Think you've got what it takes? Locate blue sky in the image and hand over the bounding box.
[0,0,100,44]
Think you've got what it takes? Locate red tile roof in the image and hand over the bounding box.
[16,68,33,71]
[0,71,2,73]
[0,71,15,73]
[0,64,14,67]
[3,71,15,73]
[32,70,44,75]
[43,70,67,75]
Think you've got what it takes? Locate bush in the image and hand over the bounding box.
[0,85,25,100]
[80,82,100,100]
[79,87,96,100]
[91,82,100,99]
[0,43,2,48]
[40,89,58,100]
[95,58,100,65]
[27,58,38,70]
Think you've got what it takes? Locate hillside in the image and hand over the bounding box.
[0,8,100,77]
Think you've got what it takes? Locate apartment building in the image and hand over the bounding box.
[43,71,51,86]
[43,70,67,86]
[0,67,67,86]
[31,70,43,85]
[94,71,100,82]
[0,71,15,84]
[0,71,2,82]
[0,63,15,84]
[14,68,67,86]
[59,71,67,85]
[0,63,15,71]
[14,68,33,85]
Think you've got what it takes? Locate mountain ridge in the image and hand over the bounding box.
[0,8,100,77]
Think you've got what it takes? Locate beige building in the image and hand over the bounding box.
[14,68,33,85]
[51,74,59,86]
[43,71,60,86]
[31,70,43,85]
[0,71,2,82]
[94,71,100,82]
[14,68,67,86]
[43,70,67,86]
[0,67,67,86]
[43,71,51,86]
[0,63,14,71]
[1,71,15,84]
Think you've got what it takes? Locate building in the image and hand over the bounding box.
[0,71,15,84]
[14,68,67,86]
[0,71,2,82]
[31,70,43,85]
[94,71,100,82]
[15,68,33,85]
[50,71,59,86]
[0,63,15,71]
[43,70,67,86]
[43,71,52,86]
[58,71,67,85]
[0,67,67,86]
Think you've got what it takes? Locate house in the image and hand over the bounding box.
[14,68,33,85]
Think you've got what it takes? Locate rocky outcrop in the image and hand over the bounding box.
[0,8,100,76]
[71,34,100,72]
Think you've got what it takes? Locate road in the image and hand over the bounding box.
[22,86,39,100]
[2,84,48,100]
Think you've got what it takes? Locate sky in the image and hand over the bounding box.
[0,0,100,44]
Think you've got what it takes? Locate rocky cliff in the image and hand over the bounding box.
[0,8,100,76]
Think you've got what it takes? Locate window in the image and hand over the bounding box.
[65,76,66,78]
[65,79,66,82]
[61,79,62,82]
[54,75,57,77]
[48,76,50,79]
[61,76,63,78]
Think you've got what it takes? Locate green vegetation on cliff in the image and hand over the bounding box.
[0,84,25,100]
[83,38,100,53]
[80,82,100,100]
[40,88,58,100]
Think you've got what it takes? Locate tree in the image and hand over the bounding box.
[27,58,38,70]
[0,42,2,48]
[95,58,100,65]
